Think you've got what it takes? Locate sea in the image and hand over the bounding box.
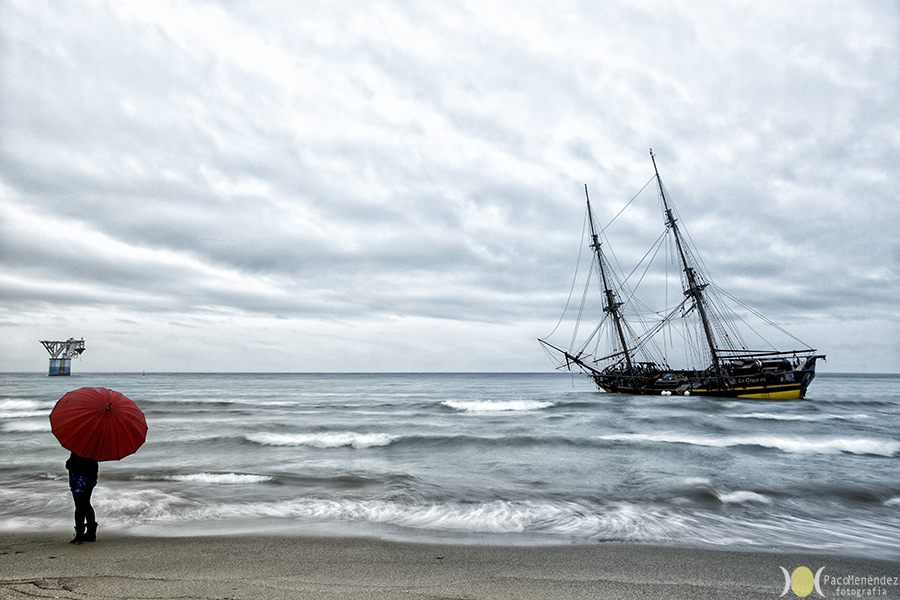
[1,372,898,558]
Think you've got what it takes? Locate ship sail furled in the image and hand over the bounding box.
[540,150,825,399]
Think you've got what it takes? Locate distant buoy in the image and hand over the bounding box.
[684,390,691,396]
[661,390,672,396]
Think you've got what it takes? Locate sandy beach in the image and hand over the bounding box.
[2,532,897,600]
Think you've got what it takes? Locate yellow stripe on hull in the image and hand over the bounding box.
[735,389,802,400]
[691,385,804,400]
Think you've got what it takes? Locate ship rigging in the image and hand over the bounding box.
[539,150,824,399]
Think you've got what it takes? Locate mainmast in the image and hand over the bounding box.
[585,185,634,374]
[649,150,722,378]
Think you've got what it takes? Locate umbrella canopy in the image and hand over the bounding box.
[50,387,147,461]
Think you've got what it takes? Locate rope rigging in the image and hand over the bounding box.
[538,151,822,400]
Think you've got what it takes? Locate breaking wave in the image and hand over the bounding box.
[1,420,49,432]
[596,433,900,456]
[245,432,397,448]
[0,399,52,419]
[442,400,554,412]
[134,473,274,485]
[715,490,772,504]
[730,412,871,422]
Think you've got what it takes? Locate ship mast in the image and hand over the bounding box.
[649,150,722,378]
[585,185,634,374]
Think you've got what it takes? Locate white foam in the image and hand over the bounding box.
[597,433,900,456]
[716,490,771,504]
[136,473,273,484]
[0,399,51,419]
[1,420,49,432]
[732,412,871,422]
[0,399,45,410]
[95,488,197,521]
[442,400,554,412]
[0,411,46,419]
[760,437,900,456]
[246,432,397,448]
[120,497,695,542]
[683,477,712,486]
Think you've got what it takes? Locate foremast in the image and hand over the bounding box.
[650,149,723,380]
[585,185,634,375]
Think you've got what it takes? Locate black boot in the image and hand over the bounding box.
[70,525,85,545]
[84,522,98,542]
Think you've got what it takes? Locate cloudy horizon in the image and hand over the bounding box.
[2,1,898,373]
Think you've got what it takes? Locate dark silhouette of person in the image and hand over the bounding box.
[66,452,98,544]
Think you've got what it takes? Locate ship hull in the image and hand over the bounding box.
[592,368,819,400]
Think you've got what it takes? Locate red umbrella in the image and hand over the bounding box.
[50,387,148,461]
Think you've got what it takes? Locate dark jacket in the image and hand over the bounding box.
[66,453,99,479]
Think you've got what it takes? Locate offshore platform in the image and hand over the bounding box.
[39,338,85,376]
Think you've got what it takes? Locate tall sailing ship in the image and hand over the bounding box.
[540,151,824,399]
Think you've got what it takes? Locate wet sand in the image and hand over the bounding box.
[1,532,897,599]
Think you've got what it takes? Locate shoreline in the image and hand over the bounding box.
[2,531,898,600]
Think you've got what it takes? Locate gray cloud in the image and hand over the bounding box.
[1,0,898,372]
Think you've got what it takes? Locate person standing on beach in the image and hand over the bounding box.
[65,452,98,544]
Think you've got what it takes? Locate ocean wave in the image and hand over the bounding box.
[81,494,896,556]
[0,411,47,419]
[441,400,554,412]
[4,486,899,556]
[134,473,274,485]
[245,432,397,448]
[92,495,698,543]
[390,433,589,450]
[0,420,49,432]
[885,497,900,507]
[0,399,53,419]
[730,412,870,422]
[596,433,900,456]
[715,490,772,504]
[682,477,712,486]
[0,399,48,410]
[94,488,200,521]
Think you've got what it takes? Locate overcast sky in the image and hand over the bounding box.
[1,0,898,373]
